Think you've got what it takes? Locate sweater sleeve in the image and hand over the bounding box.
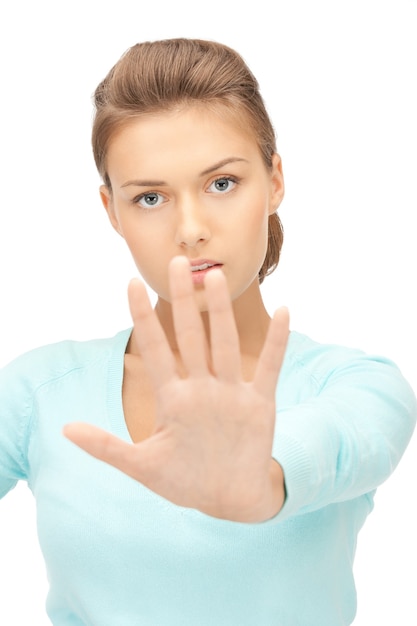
[0,353,35,498]
[273,344,417,521]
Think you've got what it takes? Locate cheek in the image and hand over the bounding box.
[243,197,270,243]
[121,214,166,258]
[121,224,172,293]
[125,234,160,269]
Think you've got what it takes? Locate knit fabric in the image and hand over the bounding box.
[1,328,415,625]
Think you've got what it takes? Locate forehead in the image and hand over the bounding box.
[113,102,259,146]
[106,105,262,176]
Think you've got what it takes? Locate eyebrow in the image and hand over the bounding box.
[120,157,249,188]
[199,157,249,176]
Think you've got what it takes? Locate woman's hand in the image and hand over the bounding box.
[63,256,289,522]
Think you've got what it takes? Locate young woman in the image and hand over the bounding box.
[1,38,415,626]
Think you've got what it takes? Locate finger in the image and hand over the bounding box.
[253,307,290,396]
[204,268,241,382]
[169,256,209,376]
[128,278,177,386]
[63,422,143,483]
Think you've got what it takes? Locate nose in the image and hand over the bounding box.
[174,196,211,248]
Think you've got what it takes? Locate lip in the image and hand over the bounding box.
[188,259,223,285]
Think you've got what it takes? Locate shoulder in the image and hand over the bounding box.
[0,331,129,490]
[0,328,132,393]
[285,330,399,383]
[280,330,416,409]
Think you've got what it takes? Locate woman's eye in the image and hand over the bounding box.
[135,192,165,208]
[207,177,237,194]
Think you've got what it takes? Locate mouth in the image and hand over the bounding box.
[191,262,217,272]
[189,259,223,284]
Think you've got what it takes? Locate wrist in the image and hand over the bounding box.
[199,459,285,523]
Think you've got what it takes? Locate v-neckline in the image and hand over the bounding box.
[106,327,135,443]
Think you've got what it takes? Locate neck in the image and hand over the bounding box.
[154,279,271,359]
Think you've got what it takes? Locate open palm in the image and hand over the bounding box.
[63,257,289,522]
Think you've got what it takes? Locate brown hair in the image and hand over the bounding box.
[92,38,284,282]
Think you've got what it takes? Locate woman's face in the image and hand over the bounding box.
[101,106,284,310]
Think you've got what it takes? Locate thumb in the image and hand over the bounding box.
[63,422,142,482]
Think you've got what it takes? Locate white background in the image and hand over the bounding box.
[0,1,416,624]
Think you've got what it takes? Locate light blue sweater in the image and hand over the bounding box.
[0,328,415,625]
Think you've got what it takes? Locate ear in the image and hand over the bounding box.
[268,153,285,215]
[100,185,124,237]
